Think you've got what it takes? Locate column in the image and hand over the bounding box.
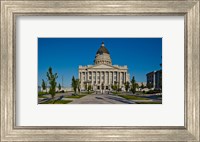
[119,72,121,86]
[100,71,101,84]
[87,71,89,81]
[108,71,110,85]
[112,71,114,84]
[117,71,119,83]
[96,71,97,85]
[91,71,93,84]
[125,72,126,83]
[79,71,81,88]
[104,71,106,84]
[123,72,125,83]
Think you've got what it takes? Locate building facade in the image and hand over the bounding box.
[146,70,162,90]
[79,42,130,92]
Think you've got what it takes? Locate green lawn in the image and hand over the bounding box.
[80,91,94,95]
[118,95,150,100]
[112,92,121,95]
[136,102,162,104]
[38,92,48,98]
[65,95,86,99]
[38,95,49,98]
[41,100,72,104]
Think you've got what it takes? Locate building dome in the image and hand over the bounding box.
[96,42,110,55]
[94,42,112,65]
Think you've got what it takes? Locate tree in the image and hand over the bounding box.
[141,83,144,89]
[76,79,81,93]
[88,84,92,94]
[112,82,118,93]
[147,82,152,89]
[46,67,58,98]
[58,83,61,91]
[131,76,136,94]
[71,76,78,95]
[41,79,46,92]
[124,81,130,92]
[84,83,87,91]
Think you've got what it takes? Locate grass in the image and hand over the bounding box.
[118,95,150,100]
[80,91,94,95]
[136,102,162,104]
[112,92,121,95]
[38,92,48,98]
[135,91,145,95]
[65,95,86,99]
[42,100,72,104]
[38,95,49,98]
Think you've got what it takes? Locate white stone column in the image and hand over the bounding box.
[100,71,101,84]
[87,71,89,81]
[91,71,93,84]
[119,72,121,87]
[117,72,119,84]
[96,71,97,85]
[113,71,114,84]
[104,71,106,84]
[124,72,126,83]
[125,72,126,83]
[108,71,110,85]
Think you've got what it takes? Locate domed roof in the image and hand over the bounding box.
[96,42,110,55]
[94,42,112,65]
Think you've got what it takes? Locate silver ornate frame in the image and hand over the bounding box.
[1,0,199,141]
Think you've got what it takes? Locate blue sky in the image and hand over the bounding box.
[38,38,162,87]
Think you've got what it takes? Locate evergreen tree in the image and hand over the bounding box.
[46,67,58,98]
[76,79,81,93]
[41,79,46,92]
[131,76,136,94]
[147,82,152,89]
[71,76,78,95]
[88,84,92,94]
[141,83,144,89]
[58,83,61,91]
[124,81,130,92]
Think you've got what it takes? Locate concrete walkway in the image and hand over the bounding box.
[69,94,136,104]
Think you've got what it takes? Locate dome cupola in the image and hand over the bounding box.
[94,42,112,65]
[96,42,110,55]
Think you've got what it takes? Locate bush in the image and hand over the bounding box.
[145,90,161,94]
[38,91,47,97]
[59,90,65,93]
[117,88,122,92]
[38,91,47,96]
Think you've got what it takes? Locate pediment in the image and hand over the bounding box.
[89,64,117,69]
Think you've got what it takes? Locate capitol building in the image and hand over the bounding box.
[79,42,130,92]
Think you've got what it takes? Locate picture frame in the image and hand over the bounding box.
[1,0,199,141]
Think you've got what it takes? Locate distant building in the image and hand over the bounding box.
[136,82,147,87]
[146,70,162,90]
[40,86,72,92]
[79,42,130,92]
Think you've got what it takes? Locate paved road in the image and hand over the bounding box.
[68,94,136,104]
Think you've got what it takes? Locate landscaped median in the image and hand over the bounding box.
[118,94,162,104]
[64,95,86,99]
[42,100,72,104]
[118,95,149,100]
